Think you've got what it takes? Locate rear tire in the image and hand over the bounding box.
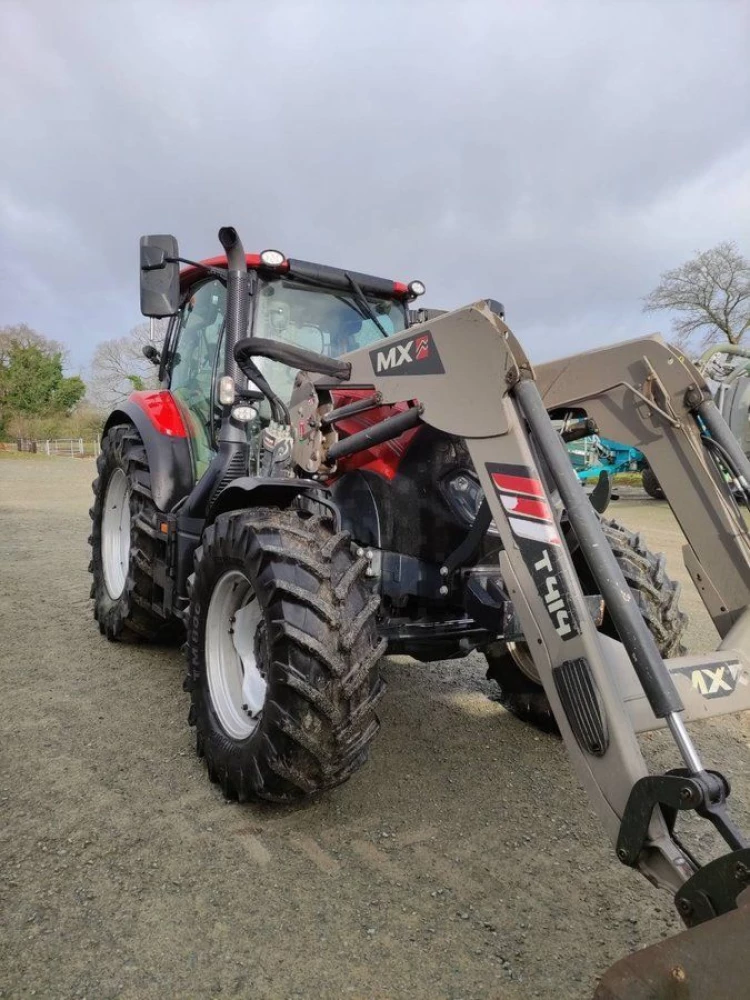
[485,517,687,732]
[89,424,175,641]
[641,466,665,500]
[185,506,386,802]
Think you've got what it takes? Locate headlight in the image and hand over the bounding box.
[231,404,259,423]
[260,249,286,267]
[408,279,426,297]
[441,470,500,535]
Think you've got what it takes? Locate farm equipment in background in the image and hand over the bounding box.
[89,227,750,997]
[563,429,658,499]
[566,433,667,500]
[565,433,643,481]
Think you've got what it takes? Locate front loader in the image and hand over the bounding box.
[89,227,750,996]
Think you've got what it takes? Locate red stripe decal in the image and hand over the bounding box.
[491,472,545,498]
[501,495,552,522]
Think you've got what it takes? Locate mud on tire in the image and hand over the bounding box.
[185,506,386,802]
[89,424,176,641]
[485,517,687,732]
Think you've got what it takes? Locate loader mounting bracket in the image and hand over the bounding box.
[617,768,745,870]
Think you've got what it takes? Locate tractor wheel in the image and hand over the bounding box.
[185,506,386,802]
[641,466,666,501]
[89,424,175,641]
[484,517,687,733]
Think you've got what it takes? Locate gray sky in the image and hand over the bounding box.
[1,0,749,375]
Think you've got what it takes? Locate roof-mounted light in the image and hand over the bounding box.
[408,280,426,298]
[260,249,286,267]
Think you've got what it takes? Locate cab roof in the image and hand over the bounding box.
[179,254,411,299]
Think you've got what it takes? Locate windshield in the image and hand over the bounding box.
[252,278,407,401]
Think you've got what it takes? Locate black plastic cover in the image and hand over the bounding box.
[287,259,395,297]
[234,337,351,379]
[553,657,609,756]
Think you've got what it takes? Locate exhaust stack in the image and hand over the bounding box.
[218,226,247,384]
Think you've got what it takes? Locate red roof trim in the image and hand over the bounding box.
[179,254,411,297]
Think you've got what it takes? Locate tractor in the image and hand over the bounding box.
[90,227,750,996]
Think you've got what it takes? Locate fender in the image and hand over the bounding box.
[207,477,335,523]
[330,471,382,548]
[103,391,194,513]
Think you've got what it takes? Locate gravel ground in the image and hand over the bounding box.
[1,456,749,1000]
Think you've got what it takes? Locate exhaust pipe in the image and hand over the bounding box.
[180,228,250,523]
[218,226,247,384]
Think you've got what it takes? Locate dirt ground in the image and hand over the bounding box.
[1,456,749,1000]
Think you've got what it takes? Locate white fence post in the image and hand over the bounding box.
[79,438,84,455]
[46,440,51,456]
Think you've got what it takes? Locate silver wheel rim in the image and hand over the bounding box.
[508,641,541,683]
[205,570,267,740]
[102,467,131,600]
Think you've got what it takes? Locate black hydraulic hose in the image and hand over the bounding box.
[218,227,247,385]
[321,393,383,426]
[234,337,351,379]
[701,435,750,510]
[513,376,684,720]
[327,405,422,462]
[695,398,750,491]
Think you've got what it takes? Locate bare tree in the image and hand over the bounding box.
[88,320,167,409]
[643,242,750,350]
[0,323,65,364]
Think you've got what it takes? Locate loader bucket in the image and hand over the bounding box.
[594,888,750,999]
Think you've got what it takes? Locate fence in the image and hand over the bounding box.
[12,438,101,458]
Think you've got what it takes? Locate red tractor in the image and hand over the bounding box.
[91,229,437,799]
[90,228,750,995]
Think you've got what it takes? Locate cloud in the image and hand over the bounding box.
[0,0,748,371]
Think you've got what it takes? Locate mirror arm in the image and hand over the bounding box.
[142,255,227,281]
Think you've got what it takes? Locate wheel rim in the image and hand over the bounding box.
[205,570,267,740]
[102,468,131,600]
[508,641,541,683]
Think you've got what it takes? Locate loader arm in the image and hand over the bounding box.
[286,301,750,930]
[536,339,750,636]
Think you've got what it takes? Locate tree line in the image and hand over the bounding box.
[1,243,748,444]
[0,320,167,443]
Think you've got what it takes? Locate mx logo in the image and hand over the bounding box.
[673,661,745,699]
[369,330,445,376]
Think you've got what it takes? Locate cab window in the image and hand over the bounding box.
[169,279,226,478]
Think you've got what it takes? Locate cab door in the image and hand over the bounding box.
[167,278,227,480]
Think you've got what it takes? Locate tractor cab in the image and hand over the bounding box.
[139,238,423,478]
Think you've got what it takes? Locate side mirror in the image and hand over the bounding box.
[140,235,180,317]
[141,245,166,270]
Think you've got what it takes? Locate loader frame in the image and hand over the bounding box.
[287,299,750,924]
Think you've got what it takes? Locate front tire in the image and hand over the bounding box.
[185,506,386,802]
[485,517,687,731]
